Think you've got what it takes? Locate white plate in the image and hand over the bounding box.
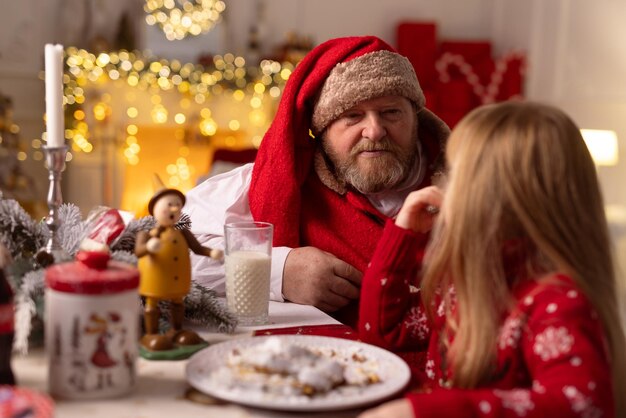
[186,335,411,412]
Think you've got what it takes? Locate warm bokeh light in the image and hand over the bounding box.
[57,46,295,213]
[144,0,226,40]
[127,107,139,118]
[581,129,619,166]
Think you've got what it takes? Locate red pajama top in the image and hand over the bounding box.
[359,220,614,418]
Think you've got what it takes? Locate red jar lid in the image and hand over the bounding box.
[45,251,139,294]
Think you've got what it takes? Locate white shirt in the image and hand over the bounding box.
[184,163,290,302]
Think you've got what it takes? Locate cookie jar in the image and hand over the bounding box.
[45,251,140,399]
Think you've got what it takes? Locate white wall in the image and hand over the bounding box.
[491,0,626,206]
[223,0,497,53]
[534,0,626,206]
[145,0,498,61]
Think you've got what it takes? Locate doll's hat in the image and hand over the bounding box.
[147,174,186,215]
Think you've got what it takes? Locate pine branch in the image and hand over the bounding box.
[56,203,88,256]
[175,212,192,230]
[14,268,46,354]
[110,250,137,265]
[6,256,39,289]
[152,283,238,334]
[0,198,47,259]
[184,282,238,333]
[111,216,155,253]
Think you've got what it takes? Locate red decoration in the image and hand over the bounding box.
[397,22,438,87]
[46,255,139,294]
[436,50,526,104]
[397,22,526,127]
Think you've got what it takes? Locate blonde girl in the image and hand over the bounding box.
[358,101,626,418]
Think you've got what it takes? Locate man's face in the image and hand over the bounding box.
[322,95,418,194]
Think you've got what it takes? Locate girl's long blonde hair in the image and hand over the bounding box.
[421,101,626,415]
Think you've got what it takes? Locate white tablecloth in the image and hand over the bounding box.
[13,301,365,418]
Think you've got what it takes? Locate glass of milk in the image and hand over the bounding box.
[224,222,273,326]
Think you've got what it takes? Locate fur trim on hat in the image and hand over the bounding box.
[312,50,425,134]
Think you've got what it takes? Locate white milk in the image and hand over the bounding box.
[225,250,271,325]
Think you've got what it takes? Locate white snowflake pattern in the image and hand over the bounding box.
[562,386,602,418]
[380,278,387,286]
[532,381,546,394]
[425,359,435,380]
[479,400,492,414]
[494,389,535,416]
[404,306,430,340]
[448,286,457,302]
[437,300,446,317]
[570,356,582,367]
[499,316,523,349]
[546,303,558,313]
[533,326,574,361]
[364,322,371,331]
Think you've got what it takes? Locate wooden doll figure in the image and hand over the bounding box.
[135,176,223,351]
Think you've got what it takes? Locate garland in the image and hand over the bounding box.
[0,197,236,353]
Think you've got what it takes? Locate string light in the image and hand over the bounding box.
[60,47,291,162]
[144,0,226,40]
[164,155,195,187]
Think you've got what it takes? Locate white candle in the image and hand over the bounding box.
[44,44,65,148]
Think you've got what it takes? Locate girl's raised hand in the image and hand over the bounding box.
[395,186,443,233]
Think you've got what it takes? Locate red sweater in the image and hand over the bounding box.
[359,221,614,418]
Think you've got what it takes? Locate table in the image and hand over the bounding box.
[13,301,365,418]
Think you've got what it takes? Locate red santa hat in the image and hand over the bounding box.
[249,36,448,246]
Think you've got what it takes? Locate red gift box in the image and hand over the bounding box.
[439,41,493,83]
[436,79,475,112]
[435,110,468,128]
[395,22,525,128]
[497,56,525,100]
[397,22,438,89]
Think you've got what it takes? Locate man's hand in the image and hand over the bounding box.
[282,247,362,312]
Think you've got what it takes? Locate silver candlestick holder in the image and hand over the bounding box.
[41,145,68,262]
